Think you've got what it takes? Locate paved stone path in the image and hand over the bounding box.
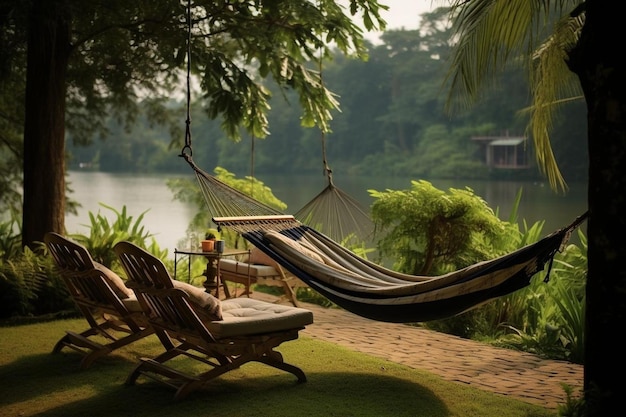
[255,293,583,410]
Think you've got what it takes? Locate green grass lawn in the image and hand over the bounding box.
[0,318,556,417]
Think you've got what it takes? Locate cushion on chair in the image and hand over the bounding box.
[172,280,223,321]
[219,259,282,278]
[94,262,133,299]
[206,297,314,338]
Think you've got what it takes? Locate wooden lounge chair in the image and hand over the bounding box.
[114,241,315,400]
[44,232,154,369]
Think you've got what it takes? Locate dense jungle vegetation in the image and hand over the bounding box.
[67,10,587,182]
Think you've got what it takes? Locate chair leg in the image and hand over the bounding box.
[126,335,307,400]
[257,349,307,383]
[277,280,299,306]
[54,326,154,369]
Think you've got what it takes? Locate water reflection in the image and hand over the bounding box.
[261,174,587,232]
[67,171,587,258]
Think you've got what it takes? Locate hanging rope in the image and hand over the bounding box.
[293,5,374,244]
[177,0,281,223]
[249,135,255,199]
[318,39,334,189]
[180,0,193,160]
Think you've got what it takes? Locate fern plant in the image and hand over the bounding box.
[70,203,167,269]
[0,211,23,261]
[0,244,73,319]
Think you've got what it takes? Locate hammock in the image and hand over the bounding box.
[177,1,587,323]
[182,152,588,323]
[212,212,587,323]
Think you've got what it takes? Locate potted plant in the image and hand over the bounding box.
[201,229,218,252]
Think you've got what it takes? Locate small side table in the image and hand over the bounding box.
[174,248,250,298]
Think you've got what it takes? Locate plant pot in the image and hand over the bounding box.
[201,240,215,252]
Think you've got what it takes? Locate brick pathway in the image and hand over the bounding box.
[255,293,583,410]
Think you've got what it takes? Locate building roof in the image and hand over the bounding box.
[489,138,525,146]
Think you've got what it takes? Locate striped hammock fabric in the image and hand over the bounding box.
[213,213,586,323]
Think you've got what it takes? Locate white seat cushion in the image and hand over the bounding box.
[205,298,313,338]
[219,259,282,278]
[94,262,134,299]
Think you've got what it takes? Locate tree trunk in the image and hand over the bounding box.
[568,1,626,414]
[22,0,70,249]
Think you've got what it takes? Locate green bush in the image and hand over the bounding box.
[69,203,168,268]
[369,180,517,275]
[0,244,74,319]
[0,204,169,320]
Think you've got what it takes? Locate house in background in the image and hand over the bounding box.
[472,133,529,170]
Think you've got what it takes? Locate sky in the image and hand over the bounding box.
[377,1,437,30]
[357,0,439,42]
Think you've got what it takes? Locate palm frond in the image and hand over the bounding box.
[526,12,584,192]
[444,0,583,192]
[445,0,539,111]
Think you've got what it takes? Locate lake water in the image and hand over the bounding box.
[66,170,588,258]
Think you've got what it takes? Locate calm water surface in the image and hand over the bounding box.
[67,170,588,258]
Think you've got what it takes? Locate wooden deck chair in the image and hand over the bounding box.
[114,241,314,400]
[44,232,154,369]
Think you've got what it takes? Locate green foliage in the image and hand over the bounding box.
[557,383,586,417]
[369,179,517,274]
[215,167,287,212]
[5,0,383,145]
[339,232,375,260]
[445,1,587,192]
[0,215,75,319]
[69,203,168,270]
[0,211,22,261]
[0,244,73,319]
[204,229,219,240]
[295,287,336,308]
[1,204,175,319]
[0,247,41,318]
[57,10,586,181]
[408,124,492,179]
